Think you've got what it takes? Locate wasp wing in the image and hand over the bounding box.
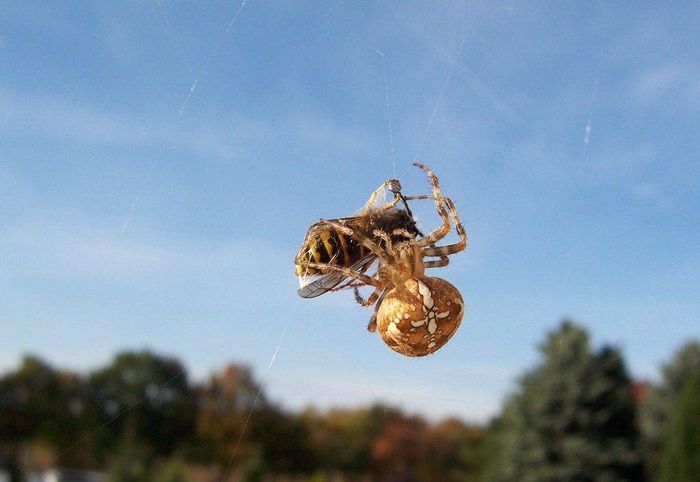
[297,254,377,299]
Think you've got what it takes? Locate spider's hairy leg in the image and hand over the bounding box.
[402,194,433,201]
[323,220,395,266]
[366,288,389,332]
[353,284,384,307]
[424,258,449,268]
[332,280,366,292]
[392,228,415,239]
[421,197,468,257]
[299,262,381,287]
[395,194,449,265]
[412,163,452,247]
[390,193,450,259]
[354,285,368,305]
[414,203,451,246]
[412,163,446,202]
[373,229,394,254]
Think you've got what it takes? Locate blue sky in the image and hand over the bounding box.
[1,1,699,422]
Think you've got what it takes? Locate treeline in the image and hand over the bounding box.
[0,352,484,481]
[1,320,699,482]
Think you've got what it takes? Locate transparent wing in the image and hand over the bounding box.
[360,179,401,214]
[297,254,376,299]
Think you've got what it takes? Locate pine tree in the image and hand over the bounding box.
[484,321,643,482]
[655,369,700,482]
[641,341,700,475]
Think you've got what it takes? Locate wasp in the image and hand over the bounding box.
[294,178,422,299]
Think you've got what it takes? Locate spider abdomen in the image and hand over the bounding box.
[376,277,464,357]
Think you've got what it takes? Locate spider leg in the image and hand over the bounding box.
[332,280,365,292]
[322,220,395,267]
[353,284,384,307]
[424,258,449,268]
[403,194,433,201]
[331,255,377,292]
[366,287,389,332]
[390,195,450,265]
[421,197,468,257]
[373,229,394,254]
[392,228,415,239]
[412,163,452,247]
[354,283,389,332]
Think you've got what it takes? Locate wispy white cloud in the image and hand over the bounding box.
[293,114,377,155]
[0,218,290,285]
[1,221,171,281]
[0,87,382,164]
[0,89,268,160]
[629,60,700,110]
[633,63,683,95]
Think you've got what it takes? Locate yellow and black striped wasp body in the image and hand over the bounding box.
[294,179,421,298]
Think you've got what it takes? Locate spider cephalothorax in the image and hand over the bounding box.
[295,163,468,356]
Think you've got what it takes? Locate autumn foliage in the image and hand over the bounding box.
[1,323,698,481]
[0,352,485,481]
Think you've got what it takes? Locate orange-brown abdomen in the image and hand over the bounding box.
[376,277,464,357]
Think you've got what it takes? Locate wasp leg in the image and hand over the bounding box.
[362,180,403,213]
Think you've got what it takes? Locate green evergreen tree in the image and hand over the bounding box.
[641,341,700,475]
[484,321,643,482]
[656,369,700,482]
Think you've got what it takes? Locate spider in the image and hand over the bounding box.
[297,163,468,356]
